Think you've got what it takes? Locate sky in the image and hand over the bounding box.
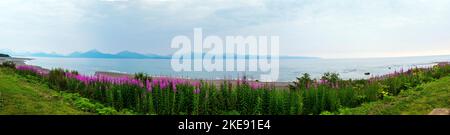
[0,0,450,58]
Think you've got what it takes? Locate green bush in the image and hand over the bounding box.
[61,92,123,115]
[96,107,118,115]
[1,61,15,68]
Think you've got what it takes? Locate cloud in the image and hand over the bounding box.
[0,0,99,53]
[0,0,449,57]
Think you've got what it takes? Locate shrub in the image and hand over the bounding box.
[96,107,118,115]
[134,72,151,81]
[1,61,15,68]
[61,92,122,115]
[289,73,311,90]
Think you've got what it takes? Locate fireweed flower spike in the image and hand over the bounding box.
[164,81,168,89]
[146,79,152,92]
[193,88,201,94]
[16,65,49,76]
[191,81,201,88]
[250,82,262,90]
[236,78,241,86]
[172,82,177,92]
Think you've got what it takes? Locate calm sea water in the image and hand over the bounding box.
[25,55,450,82]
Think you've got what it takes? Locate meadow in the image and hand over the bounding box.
[4,61,450,115]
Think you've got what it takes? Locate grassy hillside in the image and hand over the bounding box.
[341,76,450,115]
[0,67,90,114]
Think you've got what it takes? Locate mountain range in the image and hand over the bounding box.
[0,49,319,59]
[64,50,171,59]
[0,49,170,59]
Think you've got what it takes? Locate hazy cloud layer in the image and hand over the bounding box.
[1,0,450,58]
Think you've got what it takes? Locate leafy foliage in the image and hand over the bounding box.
[1,61,15,68]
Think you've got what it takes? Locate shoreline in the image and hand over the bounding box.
[94,71,293,88]
[0,57,33,66]
[4,56,449,88]
[4,57,293,88]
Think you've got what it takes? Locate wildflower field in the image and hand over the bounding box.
[8,63,450,115]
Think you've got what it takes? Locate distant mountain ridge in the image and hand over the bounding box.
[63,50,171,59]
[1,49,319,59]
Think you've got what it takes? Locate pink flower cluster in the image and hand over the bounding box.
[15,65,246,95]
[369,67,416,81]
[65,72,143,86]
[249,82,263,90]
[16,65,49,76]
[149,77,193,92]
[66,71,201,93]
[295,79,342,90]
[146,79,152,92]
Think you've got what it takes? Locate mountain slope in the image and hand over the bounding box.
[56,50,169,59]
[116,51,155,59]
[68,49,117,58]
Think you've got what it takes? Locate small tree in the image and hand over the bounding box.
[289,73,312,90]
[134,72,151,82]
[321,72,340,87]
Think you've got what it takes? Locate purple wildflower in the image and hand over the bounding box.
[172,82,177,92]
[250,82,262,90]
[193,88,201,94]
[146,79,152,92]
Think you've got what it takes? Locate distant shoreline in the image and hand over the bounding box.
[4,56,293,88]
[94,71,292,88]
[0,57,33,66]
[4,56,449,88]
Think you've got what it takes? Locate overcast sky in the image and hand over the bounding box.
[1,0,450,58]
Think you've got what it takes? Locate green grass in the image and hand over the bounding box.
[341,75,450,115]
[0,67,90,115]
